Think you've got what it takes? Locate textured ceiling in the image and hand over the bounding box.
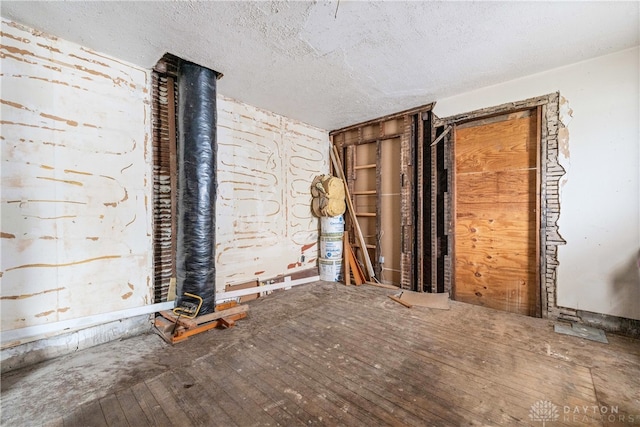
[2,1,639,130]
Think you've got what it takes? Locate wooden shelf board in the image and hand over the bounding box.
[354,164,376,170]
[353,243,377,249]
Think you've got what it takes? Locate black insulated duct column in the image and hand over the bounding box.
[177,62,218,315]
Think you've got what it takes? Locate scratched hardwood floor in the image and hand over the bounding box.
[2,281,639,426]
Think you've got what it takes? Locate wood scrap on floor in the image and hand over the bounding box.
[343,232,351,286]
[400,291,450,309]
[154,301,248,344]
[387,291,450,310]
[554,322,608,344]
[388,295,412,308]
[343,237,364,286]
[158,310,197,329]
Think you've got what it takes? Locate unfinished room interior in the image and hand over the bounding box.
[1,1,639,425]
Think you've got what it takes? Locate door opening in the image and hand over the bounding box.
[452,109,541,316]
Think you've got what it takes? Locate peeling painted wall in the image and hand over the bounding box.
[1,18,329,339]
[1,19,153,332]
[216,96,328,290]
[434,47,640,321]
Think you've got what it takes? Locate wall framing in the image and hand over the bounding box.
[331,104,434,289]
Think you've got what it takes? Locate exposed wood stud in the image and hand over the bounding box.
[430,126,451,146]
[416,114,425,292]
[350,132,405,146]
[430,126,438,293]
[330,103,435,135]
[376,136,382,279]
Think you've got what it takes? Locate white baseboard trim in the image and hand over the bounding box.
[1,301,175,349]
[217,275,319,300]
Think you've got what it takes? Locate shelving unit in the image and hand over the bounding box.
[330,103,433,289]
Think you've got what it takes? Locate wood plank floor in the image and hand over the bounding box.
[2,281,639,426]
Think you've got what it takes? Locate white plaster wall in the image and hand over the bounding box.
[434,47,640,321]
[0,20,153,333]
[216,95,329,290]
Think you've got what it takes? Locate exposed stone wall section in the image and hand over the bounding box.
[541,94,578,322]
[400,115,413,290]
[415,116,426,290]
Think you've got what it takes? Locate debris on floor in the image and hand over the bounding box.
[154,301,248,344]
[388,291,450,310]
[554,322,608,344]
[388,294,412,308]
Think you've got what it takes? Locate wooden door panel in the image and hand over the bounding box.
[454,111,539,316]
[456,170,536,204]
[454,267,537,314]
[455,234,535,249]
[455,264,536,287]
[456,205,535,236]
[455,116,537,173]
[456,201,535,216]
[456,246,537,269]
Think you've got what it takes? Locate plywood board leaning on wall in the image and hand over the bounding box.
[453,110,540,316]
